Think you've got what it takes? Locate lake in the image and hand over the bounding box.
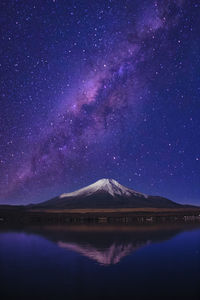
[0,224,200,300]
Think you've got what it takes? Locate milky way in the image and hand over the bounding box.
[0,0,199,204]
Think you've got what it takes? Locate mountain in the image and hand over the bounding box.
[33,178,183,209]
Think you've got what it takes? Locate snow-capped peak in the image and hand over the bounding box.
[59,178,148,199]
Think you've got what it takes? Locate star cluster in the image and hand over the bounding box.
[0,0,199,204]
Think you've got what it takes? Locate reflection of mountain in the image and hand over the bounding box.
[58,241,145,265]
[17,224,199,265]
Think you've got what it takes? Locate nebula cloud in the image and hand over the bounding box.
[2,0,199,205]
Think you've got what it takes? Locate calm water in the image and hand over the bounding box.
[0,224,200,300]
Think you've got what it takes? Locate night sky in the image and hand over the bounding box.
[0,0,199,205]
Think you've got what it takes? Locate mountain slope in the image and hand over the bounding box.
[33,178,183,209]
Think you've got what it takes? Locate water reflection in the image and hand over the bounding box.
[1,224,200,300]
[3,224,199,265]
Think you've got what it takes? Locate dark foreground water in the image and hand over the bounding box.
[0,224,200,300]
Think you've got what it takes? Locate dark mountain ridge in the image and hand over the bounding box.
[32,178,186,209]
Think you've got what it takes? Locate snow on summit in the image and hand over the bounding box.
[59,178,148,199]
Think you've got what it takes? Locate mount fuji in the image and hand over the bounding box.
[33,178,183,209]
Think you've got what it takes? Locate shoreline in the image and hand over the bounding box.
[0,206,200,225]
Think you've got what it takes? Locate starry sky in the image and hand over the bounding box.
[0,0,199,205]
